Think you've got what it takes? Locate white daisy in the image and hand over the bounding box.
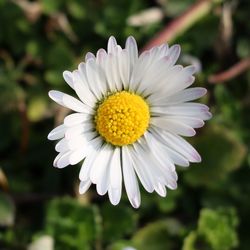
[48,36,211,208]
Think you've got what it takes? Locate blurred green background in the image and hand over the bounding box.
[0,0,250,249]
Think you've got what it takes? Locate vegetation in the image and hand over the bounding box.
[0,0,249,249]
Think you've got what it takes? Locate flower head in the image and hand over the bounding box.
[48,36,211,208]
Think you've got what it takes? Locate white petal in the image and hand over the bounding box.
[152,87,207,105]
[150,117,196,137]
[77,63,102,106]
[109,147,122,189]
[167,44,181,66]
[63,71,74,88]
[53,152,64,167]
[162,116,205,129]
[107,36,117,54]
[158,66,196,98]
[86,59,105,99]
[125,36,138,67]
[122,146,141,208]
[96,48,107,67]
[104,54,116,91]
[118,49,130,90]
[67,132,97,151]
[48,90,91,113]
[108,186,122,206]
[150,127,201,163]
[90,144,113,184]
[155,182,167,197]
[72,69,96,108]
[69,147,88,165]
[95,146,114,196]
[138,136,179,184]
[79,179,91,194]
[48,124,66,140]
[129,145,154,193]
[129,50,151,91]
[85,52,95,61]
[69,136,101,165]
[112,48,123,91]
[150,103,212,121]
[158,44,169,57]
[79,138,103,181]
[64,113,92,127]
[104,52,123,91]
[65,123,93,140]
[143,65,183,97]
[143,132,175,172]
[136,55,168,94]
[55,138,68,153]
[96,168,110,196]
[54,151,71,168]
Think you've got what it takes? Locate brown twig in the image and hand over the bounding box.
[0,168,9,192]
[208,57,250,84]
[12,193,56,204]
[18,100,30,153]
[142,0,222,51]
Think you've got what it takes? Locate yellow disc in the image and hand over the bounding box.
[95,91,150,146]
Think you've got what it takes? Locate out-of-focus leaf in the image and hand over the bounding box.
[159,0,194,17]
[107,240,136,250]
[102,203,138,242]
[198,208,239,250]
[182,231,197,250]
[45,197,101,250]
[45,70,62,86]
[27,96,48,122]
[0,192,15,227]
[44,42,74,71]
[237,39,250,59]
[182,207,239,250]
[67,1,86,19]
[156,188,181,213]
[132,220,177,250]
[41,0,62,14]
[184,124,247,187]
[28,235,54,250]
[0,75,25,112]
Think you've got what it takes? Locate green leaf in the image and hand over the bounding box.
[45,197,101,250]
[101,203,138,243]
[41,0,63,14]
[0,192,15,227]
[156,188,181,213]
[27,97,48,122]
[107,240,136,250]
[132,220,178,250]
[182,231,198,250]
[182,207,239,250]
[28,235,54,250]
[184,124,247,187]
[198,208,239,250]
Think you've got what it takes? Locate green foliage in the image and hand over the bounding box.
[45,197,101,250]
[0,0,250,249]
[184,124,247,188]
[0,192,15,227]
[183,207,239,250]
[132,220,174,250]
[107,240,135,250]
[132,219,184,250]
[101,204,138,242]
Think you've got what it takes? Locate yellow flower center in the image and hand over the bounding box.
[95,91,150,146]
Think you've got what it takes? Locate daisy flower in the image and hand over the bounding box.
[48,36,211,208]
